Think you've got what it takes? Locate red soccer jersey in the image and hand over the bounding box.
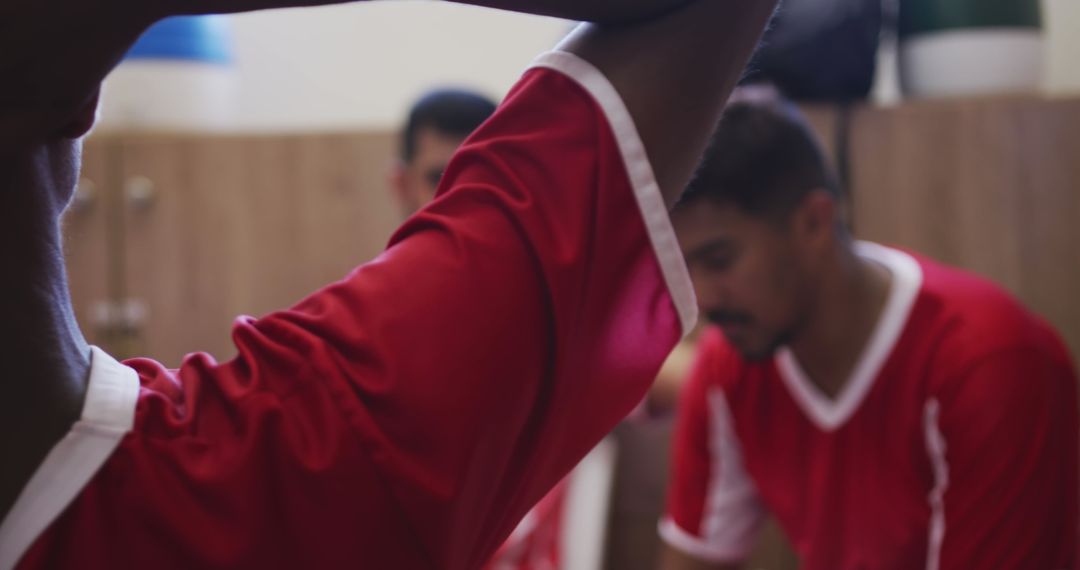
[0,51,697,570]
[662,242,1078,570]
[484,481,566,570]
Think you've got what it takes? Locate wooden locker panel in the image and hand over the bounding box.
[849,97,1080,362]
[62,135,116,351]
[117,132,399,367]
[116,134,238,364]
[233,133,402,318]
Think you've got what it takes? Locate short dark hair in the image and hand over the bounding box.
[678,90,841,220]
[401,88,497,163]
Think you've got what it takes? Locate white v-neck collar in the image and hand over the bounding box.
[775,242,923,432]
[0,346,139,570]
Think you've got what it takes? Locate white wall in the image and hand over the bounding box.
[1043,0,1080,95]
[227,0,1080,129]
[228,2,569,130]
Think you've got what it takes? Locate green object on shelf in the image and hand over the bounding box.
[899,0,1041,37]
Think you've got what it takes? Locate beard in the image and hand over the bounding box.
[736,331,791,362]
[707,309,792,362]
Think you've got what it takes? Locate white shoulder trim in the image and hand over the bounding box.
[0,346,139,570]
[528,51,698,337]
[777,242,923,431]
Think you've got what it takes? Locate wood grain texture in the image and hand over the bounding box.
[63,136,115,351]
[850,96,1080,365]
[115,132,400,366]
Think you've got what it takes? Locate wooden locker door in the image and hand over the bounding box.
[231,132,402,318]
[63,135,118,353]
[115,133,240,365]
[849,97,1080,363]
[117,132,400,367]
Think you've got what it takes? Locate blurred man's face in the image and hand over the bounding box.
[393,127,466,216]
[672,199,813,361]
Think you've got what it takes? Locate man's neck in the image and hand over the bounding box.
[788,243,893,399]
[0,169,91,524]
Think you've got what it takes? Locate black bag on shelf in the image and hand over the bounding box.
[741,0,884,102]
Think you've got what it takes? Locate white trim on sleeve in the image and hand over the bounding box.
[658,517,753,564]
[923,399,949,570]
[528,51,699,338]
[701,388,765,556]
[0,346,139,570]
[658,388,764,564]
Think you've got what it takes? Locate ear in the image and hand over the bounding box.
[388,160,406,196]
[388,160,417,218]
[792,189,836,251]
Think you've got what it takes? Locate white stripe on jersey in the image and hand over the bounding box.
[924,399,950,570]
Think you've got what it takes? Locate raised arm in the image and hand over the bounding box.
[446,0,780,206]
[0,2,777,568]
[557,0,777,206]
